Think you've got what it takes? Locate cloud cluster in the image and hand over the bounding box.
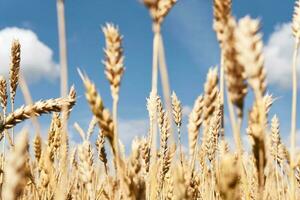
[264,22,300,88]
[0,27,59,83]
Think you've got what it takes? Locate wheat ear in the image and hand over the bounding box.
[79,72,116,156]
[188,95,204,159]
[9,40,21,143]
[33,133,42,162]
[171,91,183,167]
[0,88,76,133]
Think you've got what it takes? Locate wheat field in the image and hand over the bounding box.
[0,0,299,199]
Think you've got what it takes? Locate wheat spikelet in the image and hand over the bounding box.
[0,76,7,113]
[147,91,157,122]
[143,0,177,25]
[293,0,300,39]
[187,95,204,158]
[9,40,21,104]
[213,0,232,45]
[171,91,182,128]
[102,23,125,101]
[140,137,150,173]
[271,115,280,159]
[223,17,247,117]
[33,133,42,162]
[171,91,183,166]
[1,89,76,132]
[156,95,164,133]
[2,131,29,200]
[235,16,266,97]
[95,130,108,174]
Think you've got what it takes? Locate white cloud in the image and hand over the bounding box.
[118,119,148,146]
[264,22,300,88]
[0,27,59,82]
[182,105,192,117]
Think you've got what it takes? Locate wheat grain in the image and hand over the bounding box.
[0,76,7,113]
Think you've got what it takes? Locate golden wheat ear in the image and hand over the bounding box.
[9,40,21,105]
[102,23,125,101]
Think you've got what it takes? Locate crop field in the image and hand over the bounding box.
[0,0,299,200]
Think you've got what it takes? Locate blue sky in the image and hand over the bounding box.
[0,0,299,148]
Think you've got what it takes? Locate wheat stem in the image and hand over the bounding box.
[56,0,68,98]
[290,38,299,200]
[157,34,174,142]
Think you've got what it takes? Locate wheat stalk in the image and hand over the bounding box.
[290,2,300,199]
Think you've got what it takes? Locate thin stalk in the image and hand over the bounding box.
[56,1,69,199]
[177,127,184,168]
[151,32,159,157]
[226,88,242,155]
[275,161,281,200]
[220,51,225,140]
[147,116,154,200]
[148,29,160,200]
[290,38,299,200]
[57,0,68,98]
[2,108,6,169]
[112,96,120,170]
[19,75,41,134]
[11,103,14,143]
[157,34,174,142]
